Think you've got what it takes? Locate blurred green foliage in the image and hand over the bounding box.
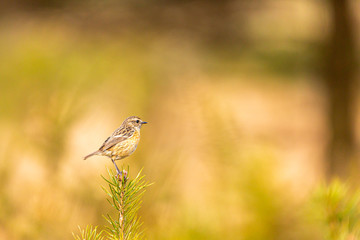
[315,180,360,240]
[73,225,104,240]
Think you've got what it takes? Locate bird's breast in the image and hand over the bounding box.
[111,130,140,160]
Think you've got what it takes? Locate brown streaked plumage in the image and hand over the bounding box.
[84,116,147,174]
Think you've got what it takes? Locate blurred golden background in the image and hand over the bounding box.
[1,0,359,239]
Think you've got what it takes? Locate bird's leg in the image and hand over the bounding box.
[111,158,122,177]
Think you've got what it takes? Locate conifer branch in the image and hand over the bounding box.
[103,167,151,240]
[73,167,151,240]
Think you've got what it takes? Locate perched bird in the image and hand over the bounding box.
[84,116,147,175]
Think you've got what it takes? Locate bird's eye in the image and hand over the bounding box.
[136,120,140,123]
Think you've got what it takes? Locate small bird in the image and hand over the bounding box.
[84,116,147,175]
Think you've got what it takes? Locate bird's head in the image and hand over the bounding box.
[123,116,148,129]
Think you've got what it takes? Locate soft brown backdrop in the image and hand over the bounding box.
[0,0,359,239]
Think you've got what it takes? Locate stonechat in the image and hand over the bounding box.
[84,116,147,174]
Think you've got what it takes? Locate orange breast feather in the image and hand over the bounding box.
[109,130,140,160]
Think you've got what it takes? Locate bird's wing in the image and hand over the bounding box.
[99,127,135,151]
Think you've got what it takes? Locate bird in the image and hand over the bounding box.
[84,116,147,175]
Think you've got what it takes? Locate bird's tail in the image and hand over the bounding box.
[84,151,100,160]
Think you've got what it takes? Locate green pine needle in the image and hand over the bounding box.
[73,167,151,240]
[102,167,151,240]
[72,225,104,240]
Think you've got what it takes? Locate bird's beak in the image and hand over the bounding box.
[142,121,148,124]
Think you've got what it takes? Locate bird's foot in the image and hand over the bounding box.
[116,170,128,181]
[123,170,128,179]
